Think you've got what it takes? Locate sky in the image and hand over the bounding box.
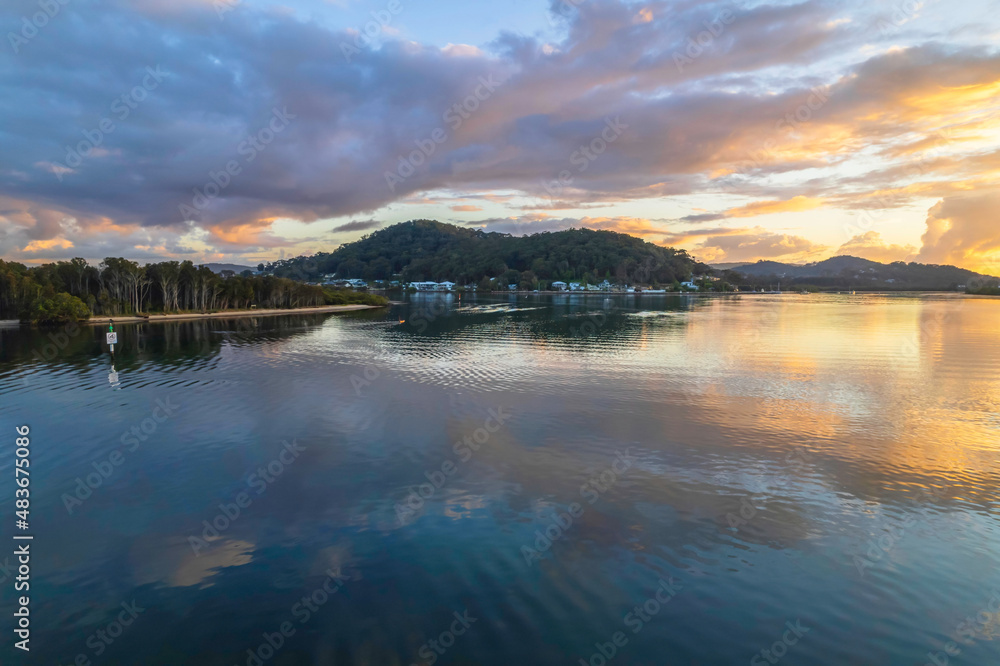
[2,0,1000,273]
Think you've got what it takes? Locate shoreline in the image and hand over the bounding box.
[82,304,383,325]
[411,289,973,296]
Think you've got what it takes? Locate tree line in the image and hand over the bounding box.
[0,258,385,324]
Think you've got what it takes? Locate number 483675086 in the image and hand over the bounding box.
[15,426,30,524]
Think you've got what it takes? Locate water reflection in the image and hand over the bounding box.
[1,294,999,665]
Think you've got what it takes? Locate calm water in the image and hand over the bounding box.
[1,293,999,665]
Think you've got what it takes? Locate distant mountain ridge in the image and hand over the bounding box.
[724,255,997,290]
[201,263,254,274]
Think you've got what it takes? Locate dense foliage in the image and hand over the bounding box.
[27,292,92,325]
[967,283,1000,295]
[0,258,386,323]
[263,220,710,287]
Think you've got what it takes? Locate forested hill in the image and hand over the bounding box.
[727,256,997,291]
[265,220,710,286]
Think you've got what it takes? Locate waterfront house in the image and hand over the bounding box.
[551,281,568,291]
[324,277,368,289]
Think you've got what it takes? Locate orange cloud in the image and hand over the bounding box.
[917,193,1000,275]
[206,220,291,248]
[693,228,827,264]
[450,205,483,212]
[837,232,916,263]
[633,7,653,24]
[723,196,824,218]
[23,238,74,252]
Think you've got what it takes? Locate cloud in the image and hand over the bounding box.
[0,0,864,245]
[23,238,74,253]
[836,231,916,263]
[466,214,674,239]
[678,196,824,225]
[205,221,294,249]
[723,196,824,218]
[692,228,828,264]
[330,219,381,233]
[460,215,826,265]
[917,193,1000,275]
[450,205,483,212]
[0,0,999,266]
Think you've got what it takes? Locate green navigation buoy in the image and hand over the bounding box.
[107,319,117,354]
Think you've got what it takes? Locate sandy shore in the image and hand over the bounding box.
[83,304,383,325]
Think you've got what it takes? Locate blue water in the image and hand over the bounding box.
[1,293,998,665]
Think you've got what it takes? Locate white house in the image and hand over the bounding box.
[551,281,568,291]
[437,281,456,291]
[681,281,699,291]
[569,282,584,291]
[324,278,368,288]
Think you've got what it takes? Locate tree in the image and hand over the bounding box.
[519,270,537,290]
[27,292,90,325]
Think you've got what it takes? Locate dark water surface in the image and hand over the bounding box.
[1,293,999,665]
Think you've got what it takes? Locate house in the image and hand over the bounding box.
[551,281,568,291]
[569,282,584,291]
[681,281,699,291]
[508,284,518,291]
[409,281,439,291]
[437,281,456,291]
[324,278,368,289]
